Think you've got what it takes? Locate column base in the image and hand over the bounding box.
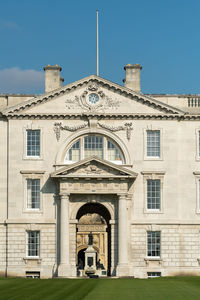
[116,264,131,277]
[58,264,77,277]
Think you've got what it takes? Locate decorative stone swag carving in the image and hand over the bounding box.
[53,120,133,141]
[97,122,133,140]
[53,122,88,141]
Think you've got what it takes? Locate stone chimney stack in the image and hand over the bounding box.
[123,63,142,92]
[43,64,64,93]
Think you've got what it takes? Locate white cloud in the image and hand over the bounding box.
[0,21,20,30]
[0,67,44,94]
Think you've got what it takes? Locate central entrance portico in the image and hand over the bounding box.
[76,201,111,276]
[51,156,137,277]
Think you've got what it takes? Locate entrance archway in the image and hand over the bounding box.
[76,202,111,276]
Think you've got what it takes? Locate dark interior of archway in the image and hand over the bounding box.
[78,248,86,269]
[76,202,111,276]
[76,203,111,225]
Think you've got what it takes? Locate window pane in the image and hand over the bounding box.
[66,140,80,162]
[199,131,200,157]
[84,136,103,159]
[107,140,122,161]
[147,130,160,157]
[27,179,40,209]
[27,130,40,156]
[199,180,200,209]
[28,231,40,257]
[147,179,160,210]
[65,135,124,164]
[147,231,161,257]
[147,272,161,278]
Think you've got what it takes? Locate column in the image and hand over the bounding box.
[58,193,71,277]
[69,219,78,277]
[109,219,117,276]
[117,193,129,276]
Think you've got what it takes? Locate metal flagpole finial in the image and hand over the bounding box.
[96,9,99,76]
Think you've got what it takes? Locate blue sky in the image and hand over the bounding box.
[0,0,200,94]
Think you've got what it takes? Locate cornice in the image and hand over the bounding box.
[141,171,166,175]
[51,156,138,178]
[4,112,200,121]
[2,75,184,116]
[3,113,185,120]
[0,113,7,121]
[20,170,45,174]
[182,114,200,120]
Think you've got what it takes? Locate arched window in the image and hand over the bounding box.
[64,135,124,164]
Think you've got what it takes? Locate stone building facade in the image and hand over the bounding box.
[1,63,200,278]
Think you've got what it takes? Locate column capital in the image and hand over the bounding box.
[109,219,116,225]
[117,193,128,200]
[69,219,78,224]
[59,192,70,198]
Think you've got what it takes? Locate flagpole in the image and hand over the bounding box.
[96,9,99,76]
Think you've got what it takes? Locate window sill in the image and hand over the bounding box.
[144,257,162,265]
[23,209,43,214]
[23,257,42,264]
[143,210,163,214]
[23,157,43,161]
[144,157,163,161]
[145,257,161,260]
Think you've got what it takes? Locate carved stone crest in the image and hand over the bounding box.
[68,162,119,176]
[84,164,104,175]
[65,82,120,112]
[88,82,98,91]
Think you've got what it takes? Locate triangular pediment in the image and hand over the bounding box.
[2,75,185,117]
[51,156,137,179]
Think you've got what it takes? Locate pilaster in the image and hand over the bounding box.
[116,193,130,276]
[58,193,76,277]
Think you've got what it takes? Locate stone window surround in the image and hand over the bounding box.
[22,124,43,160]
[64,134,124,165]
[147,271,162,278]
[25,230,40,260]
[20,170,45,214]
[143,225,163,264]
[195,129,200,161]
[146,230,161,260]
[193,172,200,213]
[55,127,131,166]
[27,178,40,210]
[141,171,165,214]
[143,126,163,161]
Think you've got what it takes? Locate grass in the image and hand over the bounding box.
[0,277,200,300]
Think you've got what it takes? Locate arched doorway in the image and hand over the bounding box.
[77,248,86,269]
[76,202,111,276]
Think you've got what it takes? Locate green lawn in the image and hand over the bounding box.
[0,277,200,300]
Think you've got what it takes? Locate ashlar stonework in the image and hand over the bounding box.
[1,63,200,278]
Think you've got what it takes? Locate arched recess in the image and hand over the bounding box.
[76,202,111,224]
[76,202,112,276]
[70,200,115,221]
[55,127,131,165]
